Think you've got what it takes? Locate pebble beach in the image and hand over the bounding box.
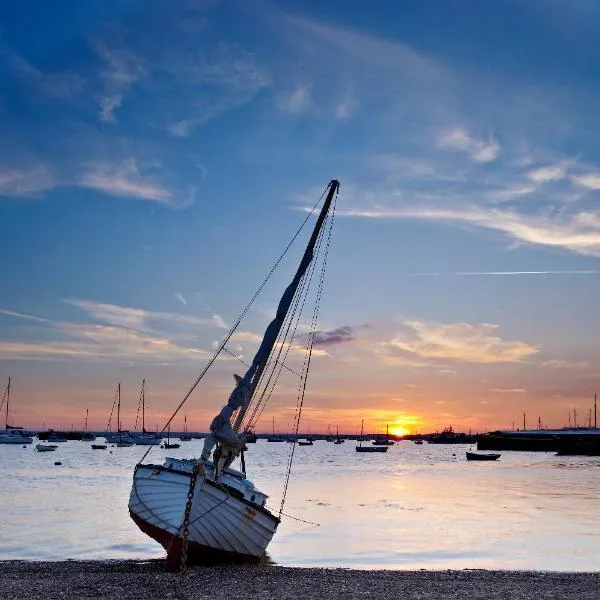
[1,561,598,600]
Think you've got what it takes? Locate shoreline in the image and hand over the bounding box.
[1,561,598,600]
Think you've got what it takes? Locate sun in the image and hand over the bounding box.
[389,425,409,438]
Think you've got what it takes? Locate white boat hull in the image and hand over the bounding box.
[129,463,279,568]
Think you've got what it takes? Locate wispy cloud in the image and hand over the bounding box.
[165,44,270,136]
[66,299,228,331]
[312,326,354,346]
[91,40,146,122]
[334,201,600,257]
[541,359,590,370]
[77,159,173,204]
[174,292,188,306]
[490,388,526,393]
[436,127,500,163]
[405,270,600,277]
[0,306,218,362]
[0,165,56,197]
[527,163,569,183]
[276,83,313,114]
[571,172,600,190]
[2,47,84,99]
[389,320,539,364]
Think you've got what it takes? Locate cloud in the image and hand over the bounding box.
[389,320,539,364]
[165,44,270,136]
[0,326,211,362]
[276,83,313,114]
[406,270,600,277]
[334,201,600,257]
[174,292,188,306]
[0,165,56,198]
[527,163,569,183]
[77,159,174,204]
[0,307,218,362]
[312,326,354,346]
[571,172,600,190]
[91,40,146,122]
[3,48,84,99]
[66,299,228,331]
[490,388,526,393]
[436,127,500,163]
[282,13,440,81]
[541,359,590,370]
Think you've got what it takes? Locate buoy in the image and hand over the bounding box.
[54,461,62,466]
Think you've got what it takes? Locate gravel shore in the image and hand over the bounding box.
[0,561,598,600]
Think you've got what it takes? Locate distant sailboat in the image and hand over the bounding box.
[162,425,180,450]
[372,424,394,446]
[81,408,96,441]
[0,378,33,445]
[133,380,161,446]
[267,416,285,442]
[115,384,134,448]
[334,426,344,444]
[356,420,388,453]
[179,415,192,441]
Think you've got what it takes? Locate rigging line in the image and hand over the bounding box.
[106,386,119,433]
[241,242,314,429]
[137,184,330,464]
[247,213,329,431]
[222,346,250,368]
[246,215,328,432]
[243,217,325,430]
[280,190,337,517]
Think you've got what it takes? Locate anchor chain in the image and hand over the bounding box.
[179,463,201,575]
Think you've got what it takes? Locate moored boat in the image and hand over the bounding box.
[35,444,58,452]
[129,179,340,569]
[356,419,388,453]
[466,451,500,461]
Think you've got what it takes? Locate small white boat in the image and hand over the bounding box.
[129,179,340,569]
[36,444,58,452]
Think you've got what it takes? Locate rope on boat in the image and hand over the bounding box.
[136,184,329,465]
[278,186,338,518]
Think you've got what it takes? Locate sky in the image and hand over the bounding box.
[1,0,600,435]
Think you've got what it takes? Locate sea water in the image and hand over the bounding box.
[1,439,598,570]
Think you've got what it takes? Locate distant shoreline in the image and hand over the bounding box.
[1,560,598,600]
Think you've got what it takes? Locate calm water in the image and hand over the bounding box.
[1,439,599,570]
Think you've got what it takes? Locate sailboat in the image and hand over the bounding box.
[267,416,285,442]
[179,415,192,442]
[133,380,162,446]
[356,420,388,453]
[334,426,344,444]
[162,425,181,450]
[372,424,395,446]
[81,408,96,441]
[115,384,134,448]
[129,179,340,568]
[0,378,33,444]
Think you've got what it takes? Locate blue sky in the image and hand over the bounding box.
[1,0,599,433]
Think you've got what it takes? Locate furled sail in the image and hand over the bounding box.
[201,180,339,470]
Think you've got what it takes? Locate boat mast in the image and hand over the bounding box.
[231,180,339,434]
[117,383,121,442]
[85,408,88,433]
[141,379,146,433]
[359,419,364,448]
[4,377,9,430]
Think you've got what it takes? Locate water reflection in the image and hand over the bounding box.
[0,440,599,570]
